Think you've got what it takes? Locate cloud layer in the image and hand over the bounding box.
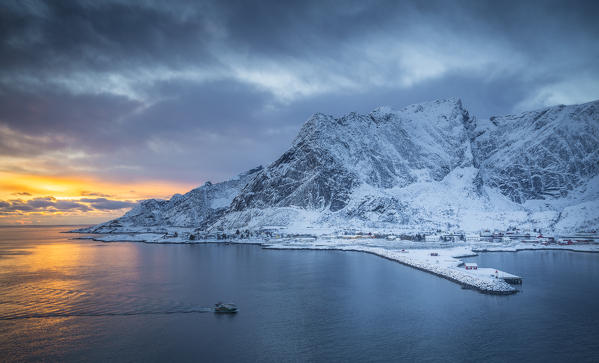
[0,196,136,215]
[1,0,598,194]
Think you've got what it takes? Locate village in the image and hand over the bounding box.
[80,226,597,294]
[168,227,597,293]
[185,226,599,247]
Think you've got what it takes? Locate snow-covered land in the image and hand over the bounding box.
[77,166,263,234]
[72,97,599,294]
[74,98,599,235]
[76,231,598,294]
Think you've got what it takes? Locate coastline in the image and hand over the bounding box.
[71,232,599,295]
[264,245,517,294]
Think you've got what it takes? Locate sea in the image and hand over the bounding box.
[1,226,598,362]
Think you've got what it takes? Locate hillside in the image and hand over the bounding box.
[81,99,599,234]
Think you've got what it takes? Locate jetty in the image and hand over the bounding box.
[473,268,523,284]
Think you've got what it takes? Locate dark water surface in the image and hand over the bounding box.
[1,226,598,362]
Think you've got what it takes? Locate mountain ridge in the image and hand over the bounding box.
[79,98,599,234]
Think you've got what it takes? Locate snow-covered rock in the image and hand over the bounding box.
[469,100,599,203]
[75,166,263,233]
[80,98,599,234]
[230,98,473,212]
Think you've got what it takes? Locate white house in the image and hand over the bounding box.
[465,234,480,242]
[425,234,440,242]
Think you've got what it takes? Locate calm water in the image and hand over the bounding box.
[1,226,599,362]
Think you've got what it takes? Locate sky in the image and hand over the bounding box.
[1,0,598,225]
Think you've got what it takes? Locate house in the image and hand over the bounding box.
[430,252,439,256]
[480,230,493,238]
[425,234,440,242]
[465,234,480,242]
[465,262,478,270]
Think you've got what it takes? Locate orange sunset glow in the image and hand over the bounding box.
[0,171,196,225]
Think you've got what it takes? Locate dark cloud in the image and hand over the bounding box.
[80,191,113,198]
[0,0,597,187]
[0,196,136,214]
[0,87,141,137]
[27,197,55,209]
[0,1,218,76]
[79,198,137,210]
[0,197,89,212]
[54,200,91,211]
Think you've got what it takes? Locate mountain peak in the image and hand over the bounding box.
[84,98,599,234]
[298,98,469,144]
[376,97,462,111]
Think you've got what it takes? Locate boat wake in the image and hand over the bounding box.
[0,285,214,320]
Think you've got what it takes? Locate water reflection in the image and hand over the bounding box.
[1,227,599,362]
[0,228,212,322]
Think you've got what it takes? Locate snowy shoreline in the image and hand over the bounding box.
[472,246,599,254]
[264,245,517,294]
[71,232,599,295]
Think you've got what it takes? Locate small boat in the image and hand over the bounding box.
[214,302,238,313]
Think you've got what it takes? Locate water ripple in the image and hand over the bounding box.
[0,285,213,320]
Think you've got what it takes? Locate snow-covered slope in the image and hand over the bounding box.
[77,166,263,233]
[214,99,483,231]
[229,98,473,212]
[214,99,598,233]
[468,101,599,203]
[82,98,599,234]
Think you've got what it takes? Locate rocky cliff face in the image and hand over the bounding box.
[83,98,599,234]
[468,101,599,204]
[231,99,473,211]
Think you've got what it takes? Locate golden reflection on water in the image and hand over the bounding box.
[0,227,152,361]
[0,226,142,320]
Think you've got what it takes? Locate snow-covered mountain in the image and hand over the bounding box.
[78,166,263,233]
[469,101,599,203]
[82,98,599,234]
[231,99,473,211]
